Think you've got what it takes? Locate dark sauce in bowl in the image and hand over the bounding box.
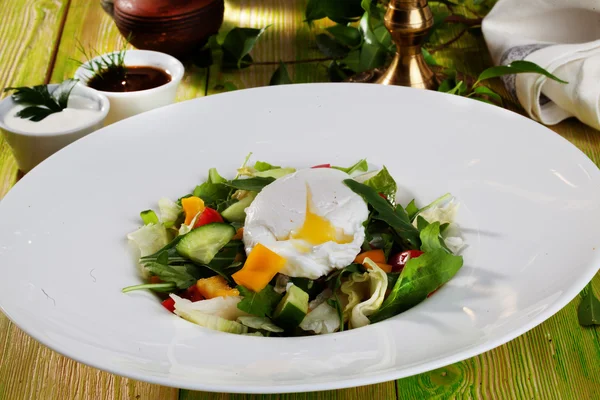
[87,66,171,92]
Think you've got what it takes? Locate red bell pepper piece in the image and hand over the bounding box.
[311,164,331,168]
[193,207,224,228]
[161,297,176,313]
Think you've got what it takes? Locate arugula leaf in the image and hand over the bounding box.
[254,161,280,172]
[143,262,199,289]
[204,241,244,281]
[122,282,176,293]
[362,166,397,203]
[419,221,451,253]
[369,249,463,323]
[345,179,420,248]
[332,158,368,175]
[476,60,568,86]
[225,177,275,191]
[269,62,293,85]
[405,200,418,221]
[237,285,283,317]
[416,215,429,231]
[316,33,350,58]
[221,26,269,69]
[208,168,227,184]
[193,182,230,206]
[139,235,186,263]
[369,232,394,258]
[578,284,600,326]
[326,25,362,48]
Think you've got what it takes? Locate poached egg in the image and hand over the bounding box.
[243,168,369,279]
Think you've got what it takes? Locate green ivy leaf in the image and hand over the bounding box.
[422,48,438,67]
[438,78,456,93]
[221,26,269,69]
[315,33,350,58]
[470,86,503,104]
[269,62,293,85]
[325,25,362,48]
[476,60,568,86]
[305,0,327,22]
[357,42,387,73]
[328,60,351,82]
[578,284,600,326]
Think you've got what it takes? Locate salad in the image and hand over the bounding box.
[124,155,465,336]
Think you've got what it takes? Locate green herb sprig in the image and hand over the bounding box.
[73,35,131,80]
[3,79,78,122]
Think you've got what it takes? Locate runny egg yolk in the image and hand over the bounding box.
[290,186,352,246]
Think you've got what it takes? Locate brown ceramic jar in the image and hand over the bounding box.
[105,0,224,58]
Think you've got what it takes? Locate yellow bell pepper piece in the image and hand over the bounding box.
[196,276,240,299]
[232,244,286,292]
[182,196,205,226]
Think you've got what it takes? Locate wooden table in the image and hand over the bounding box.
[1,1,599,399]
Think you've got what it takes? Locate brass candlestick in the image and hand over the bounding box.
[349,0,437,89]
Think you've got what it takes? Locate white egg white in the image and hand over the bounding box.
[243,168,369,279]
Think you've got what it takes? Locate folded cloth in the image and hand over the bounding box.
[482,0,600,130]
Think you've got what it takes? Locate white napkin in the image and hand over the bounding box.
[482,0,600,130]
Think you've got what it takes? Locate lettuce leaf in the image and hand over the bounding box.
[127,223,170,264]
[171,294,248,320]
[348,260,388,328]
[299,301,340,334]
[237,316,284,332]
[158,198,182,228]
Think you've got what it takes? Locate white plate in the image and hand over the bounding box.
[0,84,599,393]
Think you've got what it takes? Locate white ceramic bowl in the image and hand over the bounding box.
[0,84,599,393]
[74,50,185,125]
[0,84,109,173]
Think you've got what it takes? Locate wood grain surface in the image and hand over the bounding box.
[0,0,598,399]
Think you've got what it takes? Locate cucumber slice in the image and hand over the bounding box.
[274,284,309,329]
[176,223,235,264]
[221,192,257,222]
[176,308,248,334]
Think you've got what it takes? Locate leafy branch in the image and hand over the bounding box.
[194,0,566,111]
